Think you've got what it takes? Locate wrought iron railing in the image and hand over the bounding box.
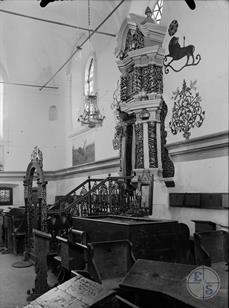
[48,175,149,217]
[48,177,104,214]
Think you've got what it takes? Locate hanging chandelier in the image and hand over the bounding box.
[78,94,105,128]
[77,0,105,128]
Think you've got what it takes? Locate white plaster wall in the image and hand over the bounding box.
[171,156,228,193]
[161,0,229,142]
[151,0,229,232]
[2,85,66,172]
[65,35,120,167]
[152,156,229,233]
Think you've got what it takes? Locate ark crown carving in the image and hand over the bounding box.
[31,146,43,167]
[115,12,167,61]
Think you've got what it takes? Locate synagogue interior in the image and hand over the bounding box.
[0,0,228,307]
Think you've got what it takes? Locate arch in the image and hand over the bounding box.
[84,53,97,96]
[152,0,164,24]
[49,105,57,121]
[23,146,48,254]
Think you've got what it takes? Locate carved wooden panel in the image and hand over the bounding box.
[148,122,158,168]
[150,65,163,93]
[160,101,175,178]
[135,123,144,169]
[170,193,229,209]
[120,76,127,102]
[123,27,144,59]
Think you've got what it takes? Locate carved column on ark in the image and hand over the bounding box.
[114,7,175,187]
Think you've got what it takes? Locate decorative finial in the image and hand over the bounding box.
[141,6,155,25]
[145,6,152,15]
[31,146,43,167]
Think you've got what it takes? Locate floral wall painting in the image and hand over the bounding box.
[72,137,95,166]
[169,80,205,140]
[163,20,201,74]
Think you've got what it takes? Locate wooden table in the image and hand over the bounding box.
[119,259,228,308]
[24,274,116,308]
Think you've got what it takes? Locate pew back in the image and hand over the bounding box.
[87,240,136,283]
[194,230,228,265]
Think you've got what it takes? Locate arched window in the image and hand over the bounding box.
[152,0,164,24]
[0,76,3,139]
[49,105,57,121]
[84,57,95,96]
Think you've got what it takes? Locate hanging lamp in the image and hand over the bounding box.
[78,0,105,128]
[78,94,105,128]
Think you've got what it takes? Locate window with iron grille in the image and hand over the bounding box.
[0,187,13,205]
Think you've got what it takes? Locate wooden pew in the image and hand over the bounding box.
[86,240,136,290]
[194,230,228,266]
[119,259,228,308]
[55,229,88,283]
[115,295,140,308]
[72,216,191,263]
[1,208,25,255]
[24,274,117,308]
[27,229,52,301]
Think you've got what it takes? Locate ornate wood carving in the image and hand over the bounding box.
[113,8,175,185]
[133,66,142,95]
[141,66,150,93]
[24,146,48,255]
[148,122,158,168]
[121,26,144,59]
[149,65,163,93]
[135,123,144,169]
[120,76,127,102]
[120,64,163,102]
[160,101,175,178]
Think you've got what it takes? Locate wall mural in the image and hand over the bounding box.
[163,20,201,74]
[169,80,205,139]
[72,138,95,166]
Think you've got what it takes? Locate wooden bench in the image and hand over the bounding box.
[27,229,52,301]
[87,240,136,290]
[192,220,217,233]
[55,229,88,283]
[115,295,140,308]
[24,273,117,308]
[194,230,228,266]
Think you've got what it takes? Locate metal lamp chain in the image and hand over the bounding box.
[88,0,91,38]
